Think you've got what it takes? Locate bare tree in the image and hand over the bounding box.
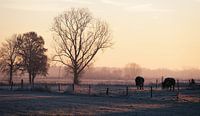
[51,8,112,84]
[16,32,49,86]
[124,63,142,78]
[0,35,19,84]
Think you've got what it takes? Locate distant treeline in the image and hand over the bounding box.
[1,66,199,83]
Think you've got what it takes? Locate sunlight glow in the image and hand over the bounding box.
[0,0,200,69]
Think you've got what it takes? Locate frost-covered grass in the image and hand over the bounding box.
[0,88,199,116]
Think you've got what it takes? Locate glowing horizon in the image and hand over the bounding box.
[0,0,200,70]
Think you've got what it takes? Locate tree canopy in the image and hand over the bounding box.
[0,35,19,84]
[16,32,49,85]
[52,8,112,84]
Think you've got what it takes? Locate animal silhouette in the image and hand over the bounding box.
[135,76,144,90]
[162,77,176,91]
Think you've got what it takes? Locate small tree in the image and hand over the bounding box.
[124,63,142,78]
[16,32,49,86]
[51,8,112,84]
[0,35,19,84]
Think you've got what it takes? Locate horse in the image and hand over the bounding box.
[135,76,144,90]
[162,77,176,91]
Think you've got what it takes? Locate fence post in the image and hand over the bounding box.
[21,79,23,89]
[177,80,179,91]
[72,84,75,93]
[58,83,61,92]
[177,80,180,100]
[89,85,91,95]
[176,92,179,101]
[150,86,153,98]
[156,79,158,89]
[106,88,109,96]
[126,86,129,96]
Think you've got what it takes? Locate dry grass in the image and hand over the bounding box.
[0,88,199,116]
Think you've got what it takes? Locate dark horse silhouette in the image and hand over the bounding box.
[135,76,144,90]
[162,77,176,91]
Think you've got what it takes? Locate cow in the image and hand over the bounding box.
[162,77,176,91]
[135,76,144,90]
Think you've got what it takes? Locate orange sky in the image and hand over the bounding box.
[0,0,200,69]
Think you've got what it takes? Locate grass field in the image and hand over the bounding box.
[0,87,199,116]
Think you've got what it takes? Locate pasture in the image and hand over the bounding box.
[0,83,199,116]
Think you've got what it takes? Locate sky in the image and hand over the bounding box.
[0,0,200,70]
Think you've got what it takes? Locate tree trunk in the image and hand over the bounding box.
[31,76,35,88]
[73,72,79,85]
[9,66,13,85]
[29,73,32,84]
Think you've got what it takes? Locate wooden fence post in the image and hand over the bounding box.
[177,80,179,91]
[106,88,109,96]
[89,85,91,95]
[156,79,158,89]
[21,79,23,89]
[58,83,61,92]
[72,84,75,93]
[177,80,180,100]
[150,86,153,98]
[126,86,129,96]
[161,76,164,90]
[176,92,179,101]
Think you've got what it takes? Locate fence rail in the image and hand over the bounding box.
[0,80,199,98]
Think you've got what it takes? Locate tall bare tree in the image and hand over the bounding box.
[0,35,19,84]
[16,32,49,86]
[51,8,112,84]
[124,63,142,78]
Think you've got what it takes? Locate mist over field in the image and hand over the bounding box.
[1,66,199,85]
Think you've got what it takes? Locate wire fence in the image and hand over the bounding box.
[0,79,199,99]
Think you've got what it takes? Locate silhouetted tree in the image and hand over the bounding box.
[51,8,112,84]
[0,35,19,84]
[16,32,49,86]
[124,63,142,78]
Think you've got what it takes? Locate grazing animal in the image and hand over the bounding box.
[189,79,199,89]
[189,79,196,86]
[135,76,144,90]
[162,77,176,91]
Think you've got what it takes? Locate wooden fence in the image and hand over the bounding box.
[0,79,199,99]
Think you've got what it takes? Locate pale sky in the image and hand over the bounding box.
[0,0,200,69]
